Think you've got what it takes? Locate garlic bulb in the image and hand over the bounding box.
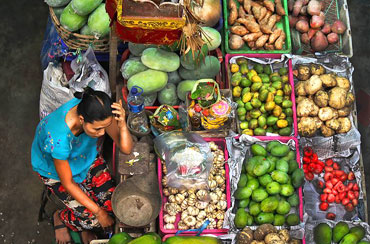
[195,201,209,210]
[184,216,197,227]
[215,175,225,185]
[164,223,175,229]
[205,204,216,213]
[162,176,168,187]
[196,190,208,201]
[209,192,219,204]
[187,206,200,216]
[176,204,181,213]
[220,184,226,192]
[164,214,177,224]
[188,193,196,200]
[209,142,218,151]
[175,193,185,204]
[187,189,196,195]
[187,197,196,206]
[217,220,224,229]
[162,165,168,175]
[163,188,170,197]
[165,203,179,216]
[180,199,188,210]
[178,220,188,230]
[206,218,216,229]
[169,187,179,195]
[220,169,226,176]
[168,195,176,203]
[179,189,188,197]
[217,200,227,210]
[215,189,223,199]
[181,211,189,220]
[221,193,227,201]
[208,180,217,190]
[196,210,207,221]
[195,221,204,229]
[215,210,225,220]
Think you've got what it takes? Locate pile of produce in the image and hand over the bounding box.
[230,58,294,136]
[294,63,355,137]
[302,147,359,219]
[227,0,287,50]
[121,27,221,106]
[161,141,228,230]
[164,235,221,244]
[108,232,161,244]
[314,222,369,244]
[236,224,302,244]
[45,0,111,38]
[234,141,303,227]
[288,0,347,52]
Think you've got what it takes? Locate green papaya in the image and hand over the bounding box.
[128,232,161,244]
[142,48,180,72]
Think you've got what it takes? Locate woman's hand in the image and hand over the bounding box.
[95,208,114,229]
[111,100,127,129]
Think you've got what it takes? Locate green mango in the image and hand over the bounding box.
[279,67,288,76]
[314,223,332,244]
[287,193,300,207]
[281,150,296,162]
[292,168,305,188]
[276,199,291,215]
[237,198,250,209]
[235,187,253,200]
[245,102,253,111]
[276,159,289,173]
[288,160,299,174]
[240,78,252,88]
[251,144,267,156]
[340,234,361,244]
[260,196,279,213]
[258,174,273,187]
[273,214,285,226]
[255,213,274,225]
[280,184,295,197]
[252,188,269,202]
[282,100,293,108]
[108,232,132,244]
[235,208,248,229]
[249,202,261,216]
[279,127,292,136]
[286,213,300,226]
[266,141,282,152]
[254,128,266,136]
[271,145,290,157]
[253,160,270,176]
[238,174,248,188]
[333,222,350,243]
[271,170,289,184]
[266,157,277,173]
[266,181,281,195]
[246,178,260,191]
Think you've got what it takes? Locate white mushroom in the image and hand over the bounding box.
[164,214,177,224]
[164,223,175,229]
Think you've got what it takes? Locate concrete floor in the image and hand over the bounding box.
[0,0,369,243]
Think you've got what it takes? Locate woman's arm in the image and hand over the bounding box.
[53,158,114,227]
[106,100,133,154]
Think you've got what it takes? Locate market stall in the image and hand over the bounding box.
[39,0,369,243]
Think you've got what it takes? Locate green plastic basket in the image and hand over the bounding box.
[223,0,292,54]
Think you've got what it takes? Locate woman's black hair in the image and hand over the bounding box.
[74,87,113,123]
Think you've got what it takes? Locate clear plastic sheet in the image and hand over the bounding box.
[69,47,111,96]
[224,135,303,232]
[154,132,213,190]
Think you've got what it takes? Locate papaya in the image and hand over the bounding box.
[88,4,110,37]
[71,0,102,16]
[60,3,88,32]
[128,232,161,244]
[128,42,155,56]
[158,83,179,105]
[167,71,182,84]
[128,69,168,95]
[120,57,148,80]
[179,56,220,80]
[141,48,180,72]
[314,223,332,244]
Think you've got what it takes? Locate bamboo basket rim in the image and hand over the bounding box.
[49,6,110,52]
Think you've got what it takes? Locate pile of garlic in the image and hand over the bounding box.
[162,141,228,230]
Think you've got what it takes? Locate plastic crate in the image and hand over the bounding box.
[158,137,231,235]
[232,136,304,225]
[120,48,225,110]
[223,0,292,54]
[225,54,298,137]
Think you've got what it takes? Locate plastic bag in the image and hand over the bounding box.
[69,46,111,96]
[154,132,213,190]
[39,62,74,119]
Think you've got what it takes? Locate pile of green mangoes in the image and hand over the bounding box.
[314,222,369,244]
[234,141,304,228]
[230,58,293,136]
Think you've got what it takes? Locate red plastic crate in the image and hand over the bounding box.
[158,137,231,235]
[224,54,298,137]
[121,48,226,110]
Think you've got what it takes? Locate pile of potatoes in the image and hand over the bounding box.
[236,224,302,244]
[228,0,287,50]
[294,64,355,137]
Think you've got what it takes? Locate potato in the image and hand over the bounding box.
[346,92,355,106]
[298,116,322,137]
[297,65,311,81]
[237,227,254,244]
[289,239,302,244]
[335,76,350,91]
[321,124,335,137]
[254,224,277,241]
[297,98,319,117]
[229,35,244,50]
[278,229,290,242]
[338,107,351,117]
[326,118,340,131]
[265,233,281,243]
[318,107,338,121]
[328,87,347,109]
[320,74,337,87]
[251,241,265,244]
[296,95,306,103]
[295,81,307,96]
[314,90,329,107]
[304,75,322,95]
[337,117,351,133]
[310,64,325,75]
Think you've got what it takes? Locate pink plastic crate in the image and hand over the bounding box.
[158,137,231,235]
[224,54,298,137]
[233,136,304,224]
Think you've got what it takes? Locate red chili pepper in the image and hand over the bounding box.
[345,203,354,212]
[311,153,318,163]
[320,194,328,202]
[303,156,311,164]
[325,159,334,166]
[326,212,336,220]
[319,202,329,211]
[353,183,359,191]
[304,146,313,156]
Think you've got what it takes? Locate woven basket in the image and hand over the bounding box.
[49,7,110,52]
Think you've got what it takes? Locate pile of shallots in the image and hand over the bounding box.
[288,0,347,52]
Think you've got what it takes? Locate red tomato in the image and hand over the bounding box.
[345,203,354,212]
[340,174,348,182]
[319,202,329,211]
[323,188,332,194]
[353,183,359,191]
[317,160,325,167]
[325,166,333,172]
[339,192,347,200]
[303,156,311,164]
[320,194,328,202]
[304,146,313,156]
[352,199,358,206]
[332,189,338,195]
[311,153,318,163]
[305,172,314,181]
[331,178,339,186]
[348,191,355,200]
[327,194,335,203]
[333,162,340,170]
[324,172,333,182]
[347,182,354,191]
[326,181,333,189]
[335,195,341,204]
[348,172,355,181]
[313,165,324,175]
[325,159,334,166]
[342,198,350,206]
[326,212,336,220]
[354,191,359,199]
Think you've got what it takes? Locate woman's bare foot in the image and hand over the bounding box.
[81,230,97,244]
[53,211,71,244]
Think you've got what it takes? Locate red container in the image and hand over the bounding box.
[158,137,231,235]
[233,136,304,224]
[224,54,298,137]
[121,48,225,110]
